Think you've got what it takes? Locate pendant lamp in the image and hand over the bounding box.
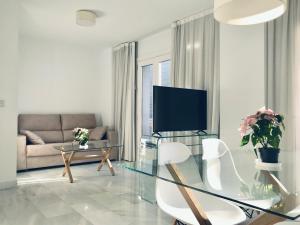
[214,0,287,25]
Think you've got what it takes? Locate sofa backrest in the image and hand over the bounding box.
[18,113,97,143]
[18,114,63,143]
[61,114,96,142]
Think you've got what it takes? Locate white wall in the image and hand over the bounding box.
[220,24,265,150]
[0,0,18,189]
[18,37,113,127]
[138,28,171,60]
[96,48,113,127]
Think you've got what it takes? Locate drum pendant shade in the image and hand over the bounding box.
[214,0,287,25]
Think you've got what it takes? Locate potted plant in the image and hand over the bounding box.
[73,127,89,149]
[239,107,285,163]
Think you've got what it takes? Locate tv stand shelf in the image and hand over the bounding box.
[150,132,215,139]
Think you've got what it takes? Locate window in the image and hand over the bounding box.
[142,64,153,136]
[137,56,171,138]
[159,60,171,87]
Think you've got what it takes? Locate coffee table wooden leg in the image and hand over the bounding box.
[97,151,107,171]
[61,151,74,183]
[97,148,115,176]
[62,151,74,177]
[106,158,115,176]
[62,167,66,177]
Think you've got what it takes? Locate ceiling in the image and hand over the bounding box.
[19,0,213,48]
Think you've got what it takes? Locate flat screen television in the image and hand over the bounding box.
[153,86,207,133]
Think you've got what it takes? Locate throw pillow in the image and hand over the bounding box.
[89,126,107,141]
[20,130,45,145]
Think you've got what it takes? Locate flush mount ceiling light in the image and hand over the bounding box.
[76,10,97,26]
[214,0,287,25]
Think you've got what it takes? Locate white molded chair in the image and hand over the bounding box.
[202,138,247,192]
[202,138,276,209]
[156,142,247,225]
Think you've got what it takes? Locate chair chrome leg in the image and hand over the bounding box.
[240,207,256,218]
[173,219,186,225]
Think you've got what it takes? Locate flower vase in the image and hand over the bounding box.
[79,141,88,149]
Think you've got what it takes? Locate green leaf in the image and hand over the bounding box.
[269,136,280,148]
[271,126,280,137]
[251,133,258,147]
[241,134,250,146]
[282,122,285,130]
[254,148,258,158]
[275,114,284,123]
[252,124,259,134]
[278,128,282,137]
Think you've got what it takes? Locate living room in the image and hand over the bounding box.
[1,0,299,225]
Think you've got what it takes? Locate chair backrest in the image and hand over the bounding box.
[202,138,246,192]
[156,142,200,208]
[158,142,191,166]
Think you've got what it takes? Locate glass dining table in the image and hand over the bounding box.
[120,141,300,225]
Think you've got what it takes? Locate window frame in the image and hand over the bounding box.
[136,53,171,150]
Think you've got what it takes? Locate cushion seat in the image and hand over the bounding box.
[27,143,67,157]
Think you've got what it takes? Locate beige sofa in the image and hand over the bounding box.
[17,114,118,171]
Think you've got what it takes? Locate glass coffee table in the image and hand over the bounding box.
[54,141,123,183]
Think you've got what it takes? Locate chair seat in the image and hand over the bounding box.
[157,180,246,225]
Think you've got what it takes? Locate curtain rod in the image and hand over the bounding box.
[173,7,214,26]
[113,41,136,51]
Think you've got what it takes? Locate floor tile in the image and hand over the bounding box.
[0,162,174,225]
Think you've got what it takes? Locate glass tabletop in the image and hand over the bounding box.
[54,140,123,152]
[121,150,300,220]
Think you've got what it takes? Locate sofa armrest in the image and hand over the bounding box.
[17,135,27,170]
[107,130,118,144]
[107,130,119,160]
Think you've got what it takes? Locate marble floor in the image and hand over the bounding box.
[0,163,173,225]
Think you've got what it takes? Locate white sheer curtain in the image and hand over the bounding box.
[171,13,220,134]
[265,0,300,190]
[113,42,136,161]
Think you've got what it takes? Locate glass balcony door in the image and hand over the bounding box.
[137,55,171,146]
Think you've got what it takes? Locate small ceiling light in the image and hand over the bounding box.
[214,0,287,25]
[76,10,96,26]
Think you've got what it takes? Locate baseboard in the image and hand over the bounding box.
[0,179,17,190]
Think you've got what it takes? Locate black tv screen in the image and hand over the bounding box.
[153,86,207,133]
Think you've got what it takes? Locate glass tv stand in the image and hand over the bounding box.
[133,131,218,203]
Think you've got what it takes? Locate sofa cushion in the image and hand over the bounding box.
[61,114,96,130]
[33,131,63,143]
[89,127,107,141]
[18,114,61,131]
[63,130,74,143]
[27,143,63,157]
[20,130,45,145]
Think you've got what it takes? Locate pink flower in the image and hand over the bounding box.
[246,117,257,126]
[238,114,258,137]
[238,123,247,137]
[258,106,274,115]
